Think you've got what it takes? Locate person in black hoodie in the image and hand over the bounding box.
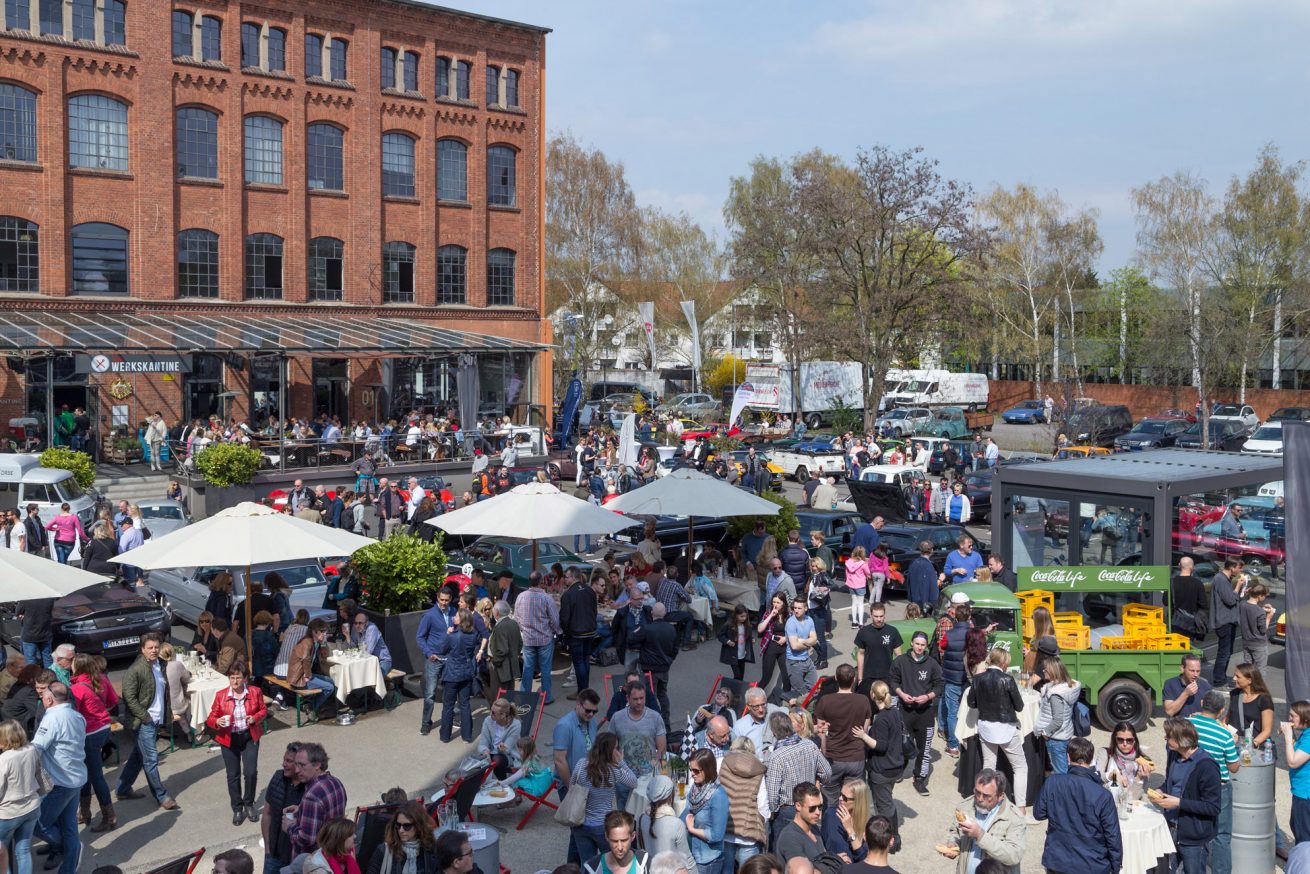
[1157,717,1222,874]
[889,631,942,797]
[559,569,599,700]
[630,603,679,732]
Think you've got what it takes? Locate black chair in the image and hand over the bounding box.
[495,689,545,741]
[354,802,404,870]
[144,848,205,874]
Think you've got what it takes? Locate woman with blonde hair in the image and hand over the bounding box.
[476,697,522,779]
[755,535,778,588]
[0,719,43,874]
[854,681,905,846]
[969,647,1029,813]
[789,706,815,740]
[821,778,872,864]
[160,642,195,747]
[1034,656,1081,773]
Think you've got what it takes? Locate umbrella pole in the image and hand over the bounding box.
[532,539,538,576]
[244,563,253,666]
[687,518,695,580]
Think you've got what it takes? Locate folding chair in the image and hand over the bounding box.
[143,848,205,874]
[428,765,492,824]
[354,802,404,870]
[513,775,560,830]
[604,671,655,716]
[495,689,545,742]
[800,676,829,709]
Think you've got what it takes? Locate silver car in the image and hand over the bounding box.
[659,393,721,418]
[874,407,932,437]
[147,560,334,628]
[136,499,191,541]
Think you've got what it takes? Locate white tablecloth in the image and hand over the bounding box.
[186,671,229,732]
[1118,804,1175,874]
[714,577,760,612]
[624,773,689,816]
[689,596,712,626]
[955,686,1042,742]
[327,653,386,704]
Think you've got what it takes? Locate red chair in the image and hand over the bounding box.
[706,675,755,716]
[144,848,205,874]
[512,774,560,830]
[800,677,826,708]
[428,764,493,823]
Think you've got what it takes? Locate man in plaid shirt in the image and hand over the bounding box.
[650,561,695,650]
[285,743,346,858]
[516,570,562,704]
[763,711,831,851]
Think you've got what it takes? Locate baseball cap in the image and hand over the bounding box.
[949,592,972,606]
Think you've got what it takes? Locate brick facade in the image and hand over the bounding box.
[0,0,551,438]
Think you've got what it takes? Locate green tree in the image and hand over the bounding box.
[193,443,262,487]
[726,490,799,548]
[1086,266,1162,381]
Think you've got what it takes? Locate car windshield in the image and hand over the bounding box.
[1213,405,1240,416]
[56,479,84,500]
[970,607,1017,633]
[1019,401,1041,409]
[884,410,910,419]
[139,505,184,520]
[1250,427,1283,441]
[251,564,325,589]
[928,528,965,550]
[1271,408,1306,420]
[1132,421,1168,434]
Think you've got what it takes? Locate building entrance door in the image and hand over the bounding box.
[313,359,349,422]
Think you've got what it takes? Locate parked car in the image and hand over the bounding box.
[795,509,865,582]
[1113,418,1192,451]
[1001,399,1048,424]
[877,522,983,592]
[448,537,595,593]
[1209,403,1260,435]
[1,585,170,660]
[588,381,659,407]
[874,407,933,437]
[1267,406,1310,422]
[916,406,994,439]
[1241,422,1284,456]
[1056,445,1112,460]
[960,457,1048,522]
[147,561,333,628]
[1064,404,1134,447]
[1158,408,1198,423]
[658,393,720,418]
[136,499,191,540]
[770,445,847,483]
[1175,420,1249,451]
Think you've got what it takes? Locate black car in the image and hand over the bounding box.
[876,523,983,592]
[1,584,171,660]
[1065,404,1134,447]
[960,457,1047,522]
[927,439,976,476]
[795,509,864,581]
[1175,420,1249,451]
[1268,406,1310,422]
[1114,418,1191,451]
[607,513,732,568]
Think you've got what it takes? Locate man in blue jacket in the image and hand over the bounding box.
[1035,737,1122,874]
[939,604,973,758]
[1157,717,1222,874]
[415,588,458,736]
[852,515,883,556]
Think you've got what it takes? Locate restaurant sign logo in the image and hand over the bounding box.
[77,354,192,375]
[1018,565,1169,592]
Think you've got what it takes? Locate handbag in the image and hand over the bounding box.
[554,781,589,827]
[1171,607,1207,636]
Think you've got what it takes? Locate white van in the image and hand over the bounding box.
[0,454,98,528]
[880,369,990,411]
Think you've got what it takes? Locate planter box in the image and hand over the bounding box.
[362,606,429,676]
[106,447,143,464]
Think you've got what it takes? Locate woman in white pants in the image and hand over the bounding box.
[967,647,1029,814]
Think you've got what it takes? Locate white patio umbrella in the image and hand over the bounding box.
[603,467,780,565]
[0,548,111,601]
[111,501,377,660]
[427,481,640,567]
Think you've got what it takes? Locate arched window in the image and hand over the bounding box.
[505,70,519,108]
[175,107,218,179]
[71,222,129,295]
[437,244,465,305]
[381,133,415,197]
[244,233,283,299]
[266,27,286,71]
[485,65,499,106]
[0,216,38,292]
[304,32,323,78]
[380,47,396,90]
[306,123,343,190]
[68,94,128,171]
[200,16,221,61]
[382,241,414,304]
[243,115,282,184]
[240,22,259,68]
[0,83,37,163]
[308,236,343,301]
[487,248,515,306]
[437,139,467,202]
[487,145,516,206]
[172,10,193,57]
[177,228,218,298]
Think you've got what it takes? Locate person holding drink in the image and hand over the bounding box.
[207,659,268,826]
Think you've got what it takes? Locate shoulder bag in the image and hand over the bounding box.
[554,781,589,827]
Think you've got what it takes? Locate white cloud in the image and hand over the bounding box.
[635,188,726,240]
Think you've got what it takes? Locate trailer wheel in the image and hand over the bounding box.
[795,466,810,483]
[941,431,951,439]
[806,413,823,430]
[1097,678,1151,730]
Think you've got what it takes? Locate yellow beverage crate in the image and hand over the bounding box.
[1123,604,1165,624]
[1152,633,1193,650]
[1021,617,1034,641]
[1124,618,1166,639]
[1017,590,1055,617]
[1056,627,1090,650]
[1053,612,1087,629]
[1099,635,1140,650]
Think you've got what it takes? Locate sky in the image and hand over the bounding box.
[458,0,1310,273]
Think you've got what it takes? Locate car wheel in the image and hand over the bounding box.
[1097,678,1151,730]
[547,463,561,480]
[796,466,810,483]
[1242,555,1270,578]
[806,413,823,430]
[941,431,951,439]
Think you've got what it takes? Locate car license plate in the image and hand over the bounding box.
[615,534,632,542]
[103,636,140,650]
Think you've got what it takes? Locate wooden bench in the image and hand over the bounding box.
[384,669,408,711]
[263,676,324,727]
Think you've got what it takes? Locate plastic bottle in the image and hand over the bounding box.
[1264,739,1275,764]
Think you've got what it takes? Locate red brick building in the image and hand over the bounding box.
[0,0,550,449]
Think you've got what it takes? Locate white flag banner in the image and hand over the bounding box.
[618,413,638,468]
[728,383,752,429]
[638,301,658,366]
[680,299,700,370]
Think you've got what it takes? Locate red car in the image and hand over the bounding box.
[680,422,742,442]
[1158,408,1198,423]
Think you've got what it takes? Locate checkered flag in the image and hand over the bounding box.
[686,711,699,752]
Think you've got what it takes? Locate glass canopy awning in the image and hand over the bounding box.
[0,311,545,354]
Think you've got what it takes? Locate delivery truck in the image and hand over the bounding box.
[745,361,865,430]
[880,369,989,411]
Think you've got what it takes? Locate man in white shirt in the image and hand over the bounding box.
[406,477,426,521]
[984,438,1000,469]
[731,688,775,754]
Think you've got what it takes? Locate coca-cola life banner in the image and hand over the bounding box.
[1016,565,1170,593]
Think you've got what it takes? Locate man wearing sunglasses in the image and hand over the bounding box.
[774,784,826,863]
[552,688,600,800]
[435,829,475,874]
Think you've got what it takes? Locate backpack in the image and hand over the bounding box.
[1072,698,1092,737]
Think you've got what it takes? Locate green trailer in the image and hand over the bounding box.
[892,566,1195,730]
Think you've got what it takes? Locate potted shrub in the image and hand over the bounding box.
[353,533,448,674]
[105,431,143,464]
[39,447,97,490]
[193,442,262,487]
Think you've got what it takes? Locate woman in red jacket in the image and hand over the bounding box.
[206,659,268,826]
[70,654,119,831]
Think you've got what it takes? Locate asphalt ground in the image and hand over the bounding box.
[85,422,1293,873]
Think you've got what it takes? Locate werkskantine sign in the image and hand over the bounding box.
[76,354,192,375]
[1017,565,1170,592]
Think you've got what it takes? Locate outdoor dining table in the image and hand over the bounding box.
[954,684,1045,803]
[688,595,712,627]
[181,659,229,733]
[713,576,760,612]
[623,772,690,816]
[1118,803,1175,874]
[326,650,386,704]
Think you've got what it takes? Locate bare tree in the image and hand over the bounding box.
[1046,207,1103,398]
